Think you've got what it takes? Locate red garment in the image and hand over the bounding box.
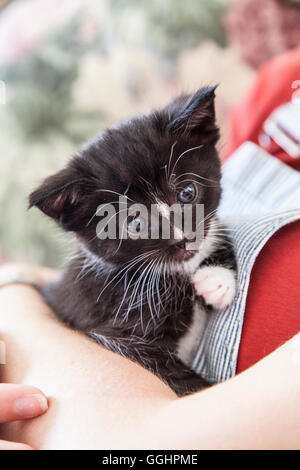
[223,48,300,373]
[223,47,300,171]
[237,221,300,372]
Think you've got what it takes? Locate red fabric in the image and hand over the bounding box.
[223,47,300,171]
[223,48,300,373]
[237,221,300,372]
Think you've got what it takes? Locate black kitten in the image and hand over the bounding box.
[30,87,236,396]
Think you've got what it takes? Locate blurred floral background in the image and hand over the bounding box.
[0,0,299,267]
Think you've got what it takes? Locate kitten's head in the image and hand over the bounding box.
[29,87,221,273]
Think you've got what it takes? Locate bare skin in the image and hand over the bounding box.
[0,384,48,450]
[0,265,300,449]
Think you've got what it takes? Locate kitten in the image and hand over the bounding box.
[29,87,236,396]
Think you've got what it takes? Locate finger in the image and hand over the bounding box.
[0,263,59,286]
[0,384,48,423]
[37,266,60,285]
[0,439,33,450]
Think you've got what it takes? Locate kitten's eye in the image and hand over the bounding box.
[127,217,147,236]
[178,183,198,204]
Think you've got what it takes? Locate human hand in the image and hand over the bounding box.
[0,262,59,287]
[0,383,48,450]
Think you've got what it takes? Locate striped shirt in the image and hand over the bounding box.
[192,141,300,383]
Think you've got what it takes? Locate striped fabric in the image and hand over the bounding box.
[191,142,300,384]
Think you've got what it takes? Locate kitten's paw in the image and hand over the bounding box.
[193,266,236,309]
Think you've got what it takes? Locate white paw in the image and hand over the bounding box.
[192,266,236,309]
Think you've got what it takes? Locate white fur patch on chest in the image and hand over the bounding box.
[176,302,207,366]
[182,221,218,275]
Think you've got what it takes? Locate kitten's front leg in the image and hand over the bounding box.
[193,266,236,309]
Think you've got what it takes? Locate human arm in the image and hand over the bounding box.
[0,282,175,450]
[1,280,300,449]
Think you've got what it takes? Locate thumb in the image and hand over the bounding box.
[0,384,48,423]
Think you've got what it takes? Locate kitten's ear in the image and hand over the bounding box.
[168,86,218,139]
[29,166,94,231]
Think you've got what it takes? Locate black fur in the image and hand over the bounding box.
[30,87,235,396]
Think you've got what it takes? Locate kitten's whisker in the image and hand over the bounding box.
[167,141,178,181]
[85,211,99,228]
[175,177,216,188]
[96,250,158,302]
[208,218,236,234]
[140,258,162,316]
[136,261,155,321]
[174,172,217,185]
[139,176,157,203]
[176,179,210,189]
[138,259,160,327]
[206,235,235,248]
[87,206,129,243]
[96,189,136,203]
[85,200,127,228]
[112,213,131,256]
[112,257,153,321]
[195,210,218,230]
[153,257,165,316]
[148,257,161,318]
[210,227,236,234]
[170,145,203,180]
[129,256,163,324]
[146,258,160,322]
[162,164,168,182]
[124,257,159,329]
[114,257,153,324]
[203,209,219,222]
[96,208,128,238]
